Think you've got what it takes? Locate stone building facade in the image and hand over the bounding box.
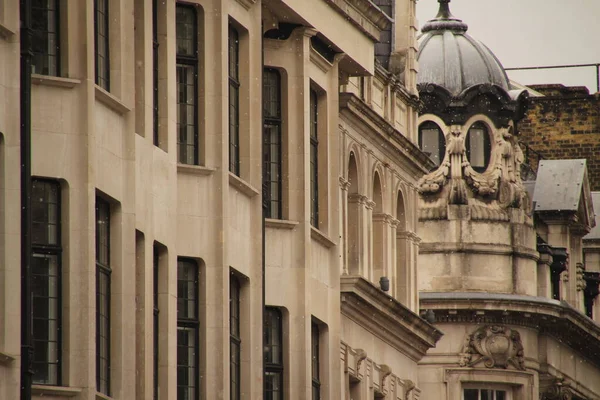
[0,0,441,399]
[414,1,600,400]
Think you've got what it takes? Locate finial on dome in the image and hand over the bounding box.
[422,0,468,33]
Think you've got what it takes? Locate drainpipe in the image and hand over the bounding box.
[261,21,267,399]
[20,0,33,399]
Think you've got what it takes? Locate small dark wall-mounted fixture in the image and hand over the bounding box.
[379,276,390,292]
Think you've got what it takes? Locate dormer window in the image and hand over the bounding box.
[419,121,446,166]
[465,122,491,173]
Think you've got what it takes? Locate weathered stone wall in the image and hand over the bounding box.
[519,84,600,189]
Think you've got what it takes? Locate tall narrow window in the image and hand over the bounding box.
[309,89,319,228]
[32,0,59,76]
[230,275,241,400]
[94,0,110,90]
[263,69,282,219]
[153,246,160,400]
[152,0,159,146]
[96,197,111,396]
[264,308,283,400]
[465,122,491,173]
[177,258,199,400]
[311,322,320,400]
[176,5,198,165]
[418,121,445,166]
[31,179,61,385]
[229,25,240,175]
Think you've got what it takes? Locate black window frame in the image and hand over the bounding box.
[465,122,492,173]
[152,0,160,146]
[94,0,110,91]
[176,3,199,165]
[229,24,241,176]
[418,121,446,167]
[96,196,111,396]
[311,321,320,400]
[32,0,60,76]
[177,258,200,400]
[309,89,319,228]
[264,307,283,400]
[263,68,283,219]
[230,274,241,400]
[31,178,62,386]
[463,388,507,400]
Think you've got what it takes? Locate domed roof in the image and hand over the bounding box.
[417,0,511,97]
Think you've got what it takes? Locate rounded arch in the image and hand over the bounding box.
[348,151,360,195]
[395,189,407,232]
[372,170,383,213]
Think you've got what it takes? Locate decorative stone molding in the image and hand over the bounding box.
[470,205,510,222]
[576,263,586,291]
[419,206,448,220]
[372,212,395,225]
[380,364,392,394]
[339,176,351,191]
[348,193,368,205]
[341,342,368,380]
[365,200,376,210]
[397,230,421,244]
[458,325,525,370]
[234,0,257,10]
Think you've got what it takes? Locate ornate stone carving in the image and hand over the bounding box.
[418,160,450,194]
[541,378,573,400]
[418,123,530,213]
[339,176,351,191]
[458,325,525,370]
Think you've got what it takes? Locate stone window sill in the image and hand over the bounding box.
[229,172,260,197]
[95,85,131,115]
[0,21,16,38]
[177,164,217,176]
[311,226,336,248]
[32,385,81,397]
[0,350,15,365]
[265,218,299,230]
[96,392,113,400]
[32,74,81,89]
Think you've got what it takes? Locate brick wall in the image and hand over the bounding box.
[519,84,600,190]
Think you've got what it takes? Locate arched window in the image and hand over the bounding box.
[465,122,491,173]
[418,121,445,166]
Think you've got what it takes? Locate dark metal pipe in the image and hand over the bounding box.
[20,0,34,399]
[505,62,600,93]
[261,21,267,400]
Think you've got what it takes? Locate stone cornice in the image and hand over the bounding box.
[323,0,392,41]
[339,93,435,178]
[420,292,600,369]
[419,242,539,261]
[341,276,442,361]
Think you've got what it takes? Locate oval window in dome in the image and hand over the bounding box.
[418,122,446,166]
[465,122,491,173]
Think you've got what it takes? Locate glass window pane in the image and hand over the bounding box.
[464,389,479,400]
[468,128,486,168]
[421,128,442,165]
